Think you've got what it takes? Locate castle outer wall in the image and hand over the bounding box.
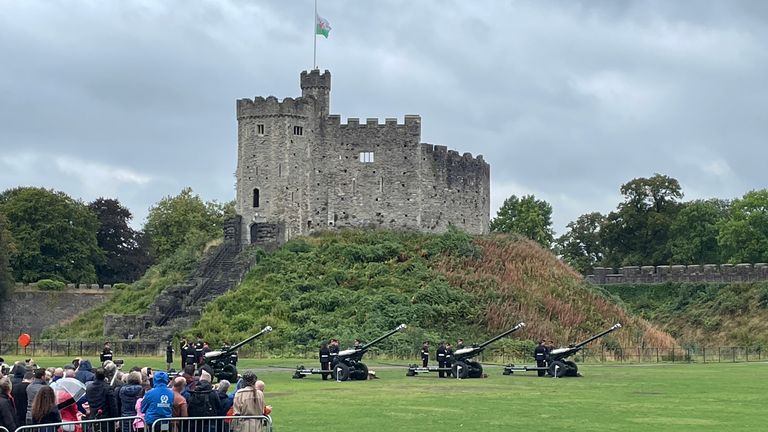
[235,70,490,245]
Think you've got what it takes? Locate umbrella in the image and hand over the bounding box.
[51,377,87,408]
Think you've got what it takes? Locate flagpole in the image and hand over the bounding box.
[313,0,317,69]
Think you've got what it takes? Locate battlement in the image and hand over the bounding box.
[328,115,422,129]
[588,263,768,284]
[300,69,331,90]
[237,95,316,119]
[421,143,488,165]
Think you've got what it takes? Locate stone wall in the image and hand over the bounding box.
[0,287,113,338]
[234,69,491,246]
[587,263,768,284]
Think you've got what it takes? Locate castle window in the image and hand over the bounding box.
[294,126,303,136]
[252,188,260,208]
[359,151,374,163]
[257,124,265,135]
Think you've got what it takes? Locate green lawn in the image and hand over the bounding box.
[5,357,765,431]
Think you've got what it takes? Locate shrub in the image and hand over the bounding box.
[37,279,66,291]
[112,283,130,290]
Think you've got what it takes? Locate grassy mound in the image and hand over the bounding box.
[43,238,220,339]
[191,229,674,352]
[603,282,768,348]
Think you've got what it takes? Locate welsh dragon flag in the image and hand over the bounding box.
[316,14,331,38]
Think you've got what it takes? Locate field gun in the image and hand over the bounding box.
[204,326,272,382]
[407,322,526,379]
[503,323,622,378]
[293,324,407,381]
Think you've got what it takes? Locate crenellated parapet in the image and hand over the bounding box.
[588,263,768,284]
[421,143,489,168]
[236,95,317,119]
[300,69,331,90]
[326,114,421,132]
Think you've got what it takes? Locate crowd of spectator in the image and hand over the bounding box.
[0,358,270,432]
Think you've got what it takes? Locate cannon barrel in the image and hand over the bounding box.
[549,323,622,357]
[476,322,526,350]
[205,325,273,359]
[453,322,526,359]
[360,323,407,352]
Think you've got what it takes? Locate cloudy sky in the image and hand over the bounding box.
[1,0,766,234]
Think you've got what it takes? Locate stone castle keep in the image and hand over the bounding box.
[235,70,490,246]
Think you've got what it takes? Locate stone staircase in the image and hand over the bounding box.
[104,242,261,342]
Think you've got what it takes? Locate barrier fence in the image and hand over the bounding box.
[7,415,273,432]
[0,340,763,365]
[151,415,272,432]
[14,416,141,432]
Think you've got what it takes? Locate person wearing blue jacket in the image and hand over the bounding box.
[140,371,174,429]
[75,359,95,384]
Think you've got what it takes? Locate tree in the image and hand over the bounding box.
[490,194,554,248]
[600,174,683,267]
[0,187,103,283]
[145,188,229,261]
[718,190,768,263]
[668,199,729,264]
[88,198,153,284]
[557,212,606,274]
[0,212,15,300]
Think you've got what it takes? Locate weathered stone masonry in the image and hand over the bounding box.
[588,263,768,284]
[236,70,490,246]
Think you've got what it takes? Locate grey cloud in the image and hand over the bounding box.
[1,0,767,233]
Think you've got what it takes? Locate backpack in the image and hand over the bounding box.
[188,390,216,417]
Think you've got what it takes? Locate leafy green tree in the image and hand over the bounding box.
[557,212,606,274]
[718,190,768,263]
[668,199,729,264]
[145,188,229,261]
[600,174,683,267]
[88,198,153,284]
[0,187,103,283]
[490,194,554,248]
[0,212,15,300]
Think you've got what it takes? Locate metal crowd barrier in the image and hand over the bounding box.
[14,416,141,432]
[1,425,9,432]
[151,415,273,432]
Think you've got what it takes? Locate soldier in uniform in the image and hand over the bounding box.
[456,339,465,350]
[179,338,188,369]
[319,342,331,381]
[420,341,430,368]
[100,341,113,364]
[184,340,197,367]
[353,339,362,350]
[328,339,340,366]
[534,339,549,377]
[165,341,174,371]
[445,342,454,377]
[436,342,446,377]
[194,336,205,366]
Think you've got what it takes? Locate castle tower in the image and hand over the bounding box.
[300,69,330,117]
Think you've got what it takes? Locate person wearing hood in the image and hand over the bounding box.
[118,371,144,432]
[10,362,25,386]
[75,360,95,384]
[0,377,17,432]
[140,371,174,429]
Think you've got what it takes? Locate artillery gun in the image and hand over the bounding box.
[293,324,407,381]
[503,323,622,378]
[406,322,526,379]
[204,326,272,382]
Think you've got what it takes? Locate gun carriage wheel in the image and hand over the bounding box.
[452,361,469,379]
[334,363,351,381]
[564,360,578,377]
[467,361,483,378]
[352,362,369,380]
[219,364,238,382]
[549,360,568,378]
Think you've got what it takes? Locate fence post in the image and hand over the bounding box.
[687,348,691,363]
[718,347,721,363]
[746,347,749,362]
[702,347,705,363]
[732,347,736,363]
[671,347,675,363]
[80,341,83,356]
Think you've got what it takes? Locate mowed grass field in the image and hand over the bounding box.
[5,356,765,431]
